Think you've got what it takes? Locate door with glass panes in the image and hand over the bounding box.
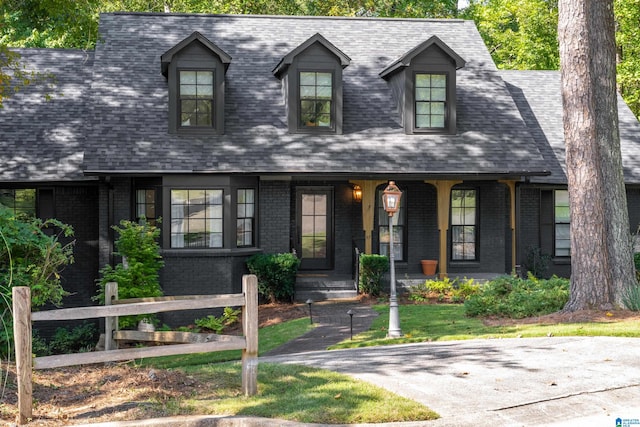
[295,188,333,270]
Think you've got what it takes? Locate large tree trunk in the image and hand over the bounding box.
[559,0,635,311]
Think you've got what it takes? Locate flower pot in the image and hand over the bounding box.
[421,260,438,276]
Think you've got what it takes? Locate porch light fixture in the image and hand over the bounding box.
[306,299,314,324]
[352,184,362,203]
[382,181,403,338]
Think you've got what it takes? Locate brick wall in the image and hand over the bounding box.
[259,180,291,253]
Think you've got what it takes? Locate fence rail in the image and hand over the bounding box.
[12,274,259,425]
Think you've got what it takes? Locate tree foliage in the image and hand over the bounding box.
[462,0,559,70]
[96,218,164,328]
[0,207,74,357]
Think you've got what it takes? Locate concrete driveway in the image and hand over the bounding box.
[261,336,640,426]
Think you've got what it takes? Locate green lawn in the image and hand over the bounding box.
[330,303,640,349]
[139,302,639,424]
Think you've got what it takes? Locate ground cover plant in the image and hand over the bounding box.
[409,276,480,303]
[464,274,570,318]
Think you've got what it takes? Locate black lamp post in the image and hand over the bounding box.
[306,299,313,324]
[347,309,354,340]
[382,181,403,338]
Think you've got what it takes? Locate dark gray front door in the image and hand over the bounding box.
[296,188,333,270]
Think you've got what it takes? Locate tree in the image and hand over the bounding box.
[615,0,640,117]
[462,0,559,69]
[558,0,636,311]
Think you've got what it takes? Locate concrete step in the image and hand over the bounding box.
[294,288,359,302]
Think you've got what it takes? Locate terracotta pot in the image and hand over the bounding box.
[421,260,438,276]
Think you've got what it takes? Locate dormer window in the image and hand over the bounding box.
[161,32,231,134]
[415,73,447,129]
[273,33,350,134]
[179,70,214,127]
[380,36,465,135]
[300,71,333,128]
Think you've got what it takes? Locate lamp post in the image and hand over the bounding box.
[306,299,313,324]
[382,181,403,338]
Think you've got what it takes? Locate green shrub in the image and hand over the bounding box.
[47,321,99,355]
[634,253,640,281]
[246,252,300,303]
[464,274,569,318]
[95,218,164,328]
[0,207,75,358]
[522,245,551,278]
[358,254,389,296]
[194,307,241,333]
[409,277,480,303]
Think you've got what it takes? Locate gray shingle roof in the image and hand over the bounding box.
[501,70,640,184]
[82,13,550,178]
[0,49,95,182]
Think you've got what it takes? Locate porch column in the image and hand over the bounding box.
[350,180,386,254]
[498,180,517,273]
[426,180,461,278]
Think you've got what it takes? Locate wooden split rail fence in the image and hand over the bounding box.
[12,274,259,425]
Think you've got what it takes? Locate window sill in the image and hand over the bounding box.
[552,257,571,265]
[161,247,261,257]
[449,261,480,268]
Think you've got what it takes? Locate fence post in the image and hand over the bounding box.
[105,282,118,351]
[241,274,258,396]
[12,286,32,425]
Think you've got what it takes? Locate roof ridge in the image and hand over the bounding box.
[104,11,468,24]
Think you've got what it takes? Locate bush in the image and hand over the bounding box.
[634,253,640,281]
[464,273,569,318]
[0,207,74,358]
[95,218,164,328]
[246,252,300,303]
[358,254,389,296]
[409,277,480,303]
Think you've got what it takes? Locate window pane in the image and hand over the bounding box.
[432,74,446,87]
[196,71,213,85]
[416,74,430,87]
[432,88,446,101]
[431,102,445,115]
[180,71,196,84]
[300,86,315,98]
[431,115,445,128]
[416,115,430,128]
[300,72,315,85]
[416,88,430,101]
[316,73,332,86]
[171,188,225,249]
[317,86,332,99]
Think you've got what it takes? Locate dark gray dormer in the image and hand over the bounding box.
[161,31,231,134]
[380,35,465,135]
[273,33,350,134]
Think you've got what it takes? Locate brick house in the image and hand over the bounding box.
[2,13,640,316]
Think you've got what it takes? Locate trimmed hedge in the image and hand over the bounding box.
[358,254,389,296]
[247,252,300,303]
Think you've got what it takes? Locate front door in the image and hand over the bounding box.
[296,188,333,270]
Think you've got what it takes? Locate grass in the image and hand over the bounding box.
[140,317,314,369]
[330,303,640,349]
[179,362,438,423]
[139,302,640,424]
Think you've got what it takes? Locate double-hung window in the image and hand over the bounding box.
[300,71,333,128]
[415,73,447,129]
[170,189,223,248]
[179,70,214,128]
[236,189,255,247]
[554,190,570,256]
[451,189,477,261]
